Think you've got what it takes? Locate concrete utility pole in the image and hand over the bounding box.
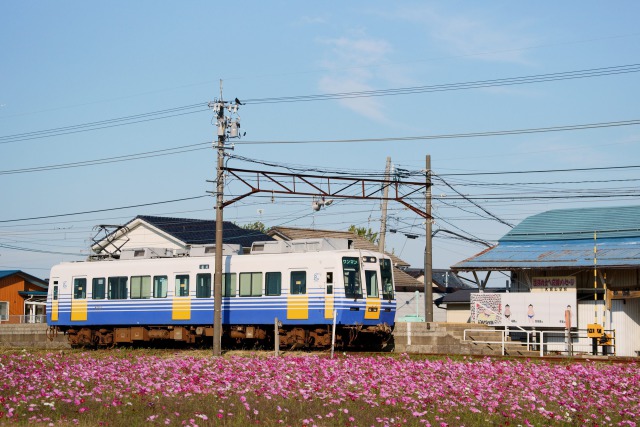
[209,81,242,356]
[378,157,391,253]
[424,155,433,322]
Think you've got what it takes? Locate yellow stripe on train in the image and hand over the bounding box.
[172,297,191,320]
[71,299,87,321]
[287,295,308,320]
[51,301,59,322]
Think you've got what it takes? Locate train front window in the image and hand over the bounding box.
[175,275,190,297]
[342,257,362,299]
[365,270,379,298]
[53,285,58,301]
[153,276,168,298]
[380,258,394,300]
[196,273,212,298]
[73,278,86,299]
[290,271,306,295]
[108,277,128,300]
[92,278,105,300]
[131,276,151,299]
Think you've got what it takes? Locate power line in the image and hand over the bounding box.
[438,163,640,176]
[235,118,640,145]
[0,142,210,175]
[0,195,209,224]
[435,174,514,228]
[2,63,639,144]
[0,104,209,144]
[243,63,640,104]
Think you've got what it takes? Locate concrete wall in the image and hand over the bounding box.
[0,324,69,349]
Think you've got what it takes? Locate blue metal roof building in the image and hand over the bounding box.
[451,205,640,357]
[453,205,640,271]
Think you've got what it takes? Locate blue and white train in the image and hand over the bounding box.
[46,238,396,349]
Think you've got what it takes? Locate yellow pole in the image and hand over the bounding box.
[594,231,597,323]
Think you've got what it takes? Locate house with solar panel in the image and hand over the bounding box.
[90,215,274,257]
[452,205,640,357]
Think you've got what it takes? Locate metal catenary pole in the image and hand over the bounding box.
[378,156,391,253]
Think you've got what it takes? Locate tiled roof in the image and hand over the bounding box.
[0,270,48,289]
[133,215,274,248]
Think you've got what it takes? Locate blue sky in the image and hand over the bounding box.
[1,1,639,284]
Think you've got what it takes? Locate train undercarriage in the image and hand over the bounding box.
[52,323,394,351]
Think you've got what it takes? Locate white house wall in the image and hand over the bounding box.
[114,224,184,252]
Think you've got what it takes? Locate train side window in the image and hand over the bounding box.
[365,270,379,298]
[222,273,236,297]
[240,272,262,297]
[326,272,333,294]
[290,271,306,295]
[265,272,281,296]
[73,278,87,300]
[92,278,106,300]
[131,276,151,299]
[196,273,212,298]
[175,275,190,297]
[153,276,168,298]
[108,277,128,300]
[380,259,394,300]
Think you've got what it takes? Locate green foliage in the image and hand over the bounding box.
[242,221,269,234]
[348,225,379,244]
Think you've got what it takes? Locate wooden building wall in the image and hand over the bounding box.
[0,275,27,317]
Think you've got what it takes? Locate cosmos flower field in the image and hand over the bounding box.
[0,350,638,426]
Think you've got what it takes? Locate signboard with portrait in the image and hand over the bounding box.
[471,292,577,329]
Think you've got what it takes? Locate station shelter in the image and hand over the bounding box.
[452,205,640,357]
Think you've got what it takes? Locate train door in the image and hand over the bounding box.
[324,271,334,319]
[287,270,308,320]
[71,277,88,321]
[50,281,59,322]
[362,259,381,320]
[172,273,191,320]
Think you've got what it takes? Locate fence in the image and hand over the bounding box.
[0,315,47,325]
[463,327,616,357]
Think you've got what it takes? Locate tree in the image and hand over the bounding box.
[242,221,269,234]
[348,225,378,244]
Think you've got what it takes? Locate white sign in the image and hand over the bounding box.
[471,292,577,328]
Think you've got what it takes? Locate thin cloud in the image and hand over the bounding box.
[316,34,403,124]
[393,6,538,65]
